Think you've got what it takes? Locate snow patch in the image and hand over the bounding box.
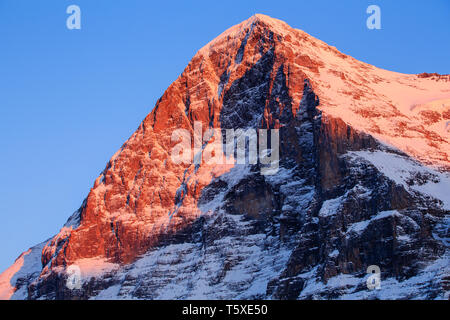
[348,150,450,210]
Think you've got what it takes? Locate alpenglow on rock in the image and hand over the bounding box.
[1,14,449,300]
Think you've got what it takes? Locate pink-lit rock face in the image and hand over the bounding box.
[2,15,449,300]
[40,15,309,268]
[42,13,450,271]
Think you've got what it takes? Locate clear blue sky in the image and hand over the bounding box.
[0,0,449,273]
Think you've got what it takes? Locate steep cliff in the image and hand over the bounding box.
[1,14,449,300]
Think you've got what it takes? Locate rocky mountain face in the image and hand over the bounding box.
[1,14,449,300]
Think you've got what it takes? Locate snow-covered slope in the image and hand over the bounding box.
[1,14,449,300]
[0,241,46,300]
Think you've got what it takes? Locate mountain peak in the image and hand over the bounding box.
[193,15,449,169]
[197,14,311,58]
[248,13,291,29]
[1,14,449,300]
